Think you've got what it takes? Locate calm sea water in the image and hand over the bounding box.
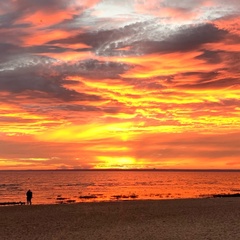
[1,170,240,205]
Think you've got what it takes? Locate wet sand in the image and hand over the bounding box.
[1,198,240,240]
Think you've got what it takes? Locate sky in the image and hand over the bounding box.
[0,0,240,170]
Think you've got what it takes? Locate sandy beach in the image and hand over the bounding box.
[1,198,240,240]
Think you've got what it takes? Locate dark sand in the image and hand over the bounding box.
[1,198,240,240]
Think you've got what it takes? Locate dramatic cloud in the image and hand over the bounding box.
[0,56,102,101]
[0,0,240,169]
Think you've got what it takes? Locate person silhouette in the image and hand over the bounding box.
[26,189,33,205]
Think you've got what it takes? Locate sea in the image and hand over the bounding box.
[1,170,240,205]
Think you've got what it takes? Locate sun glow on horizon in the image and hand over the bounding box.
[95,156,138,169]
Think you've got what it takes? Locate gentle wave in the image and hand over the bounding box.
[1,170,240,205]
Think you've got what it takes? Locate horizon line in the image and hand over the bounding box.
[1,168,240,172]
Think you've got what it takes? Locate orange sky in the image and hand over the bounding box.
[0,0,240,170]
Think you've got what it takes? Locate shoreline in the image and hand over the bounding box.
[1,191,239,207]
[0,195,213,207]
[1,197,240,239]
